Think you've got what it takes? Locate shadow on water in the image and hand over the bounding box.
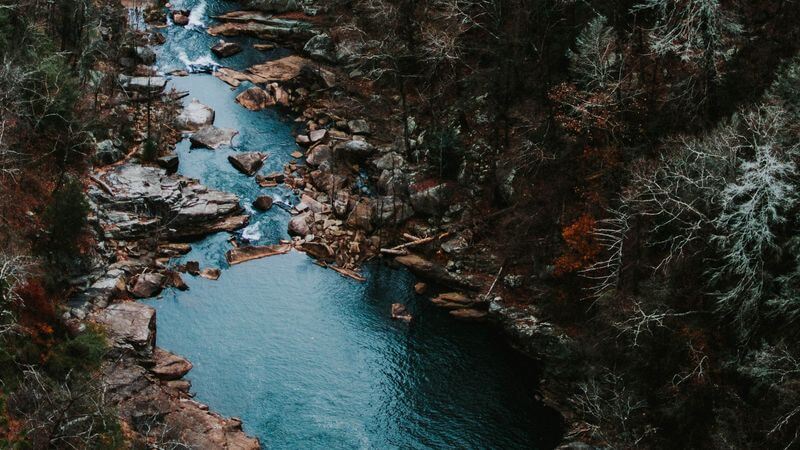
[141,0,565,447]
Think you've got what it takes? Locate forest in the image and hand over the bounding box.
[1,0,800,448]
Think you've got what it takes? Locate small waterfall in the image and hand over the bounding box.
[177,50,219,73]
[187,0,207,29]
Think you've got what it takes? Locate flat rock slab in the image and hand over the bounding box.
[151,347,193,380]
[235,87,274,111]
[226,244,291,265]
[90,164,245,240]
[190,126,238,149]
[228,152,266,176]
[176,99,215,130]
[94,302,156,353]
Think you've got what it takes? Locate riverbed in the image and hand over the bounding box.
[141,1,563,447]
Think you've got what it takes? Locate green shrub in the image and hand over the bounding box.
[45,329,107,378]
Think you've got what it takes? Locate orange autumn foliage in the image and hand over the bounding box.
[554,213,601,276]
[15,281,57,332]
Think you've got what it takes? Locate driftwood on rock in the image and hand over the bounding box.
[380,232,450,255]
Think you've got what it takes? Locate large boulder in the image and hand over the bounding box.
[377,169,408,195]
[373,195,413,225]
[409,181,455,216]
[227,152,266,176]
[211,40,243,58]
[94,302,156,354]
[94,139,125,166]
[395,253,480,290]
[306,144,332,166]
[373,152,405,170]
[189,126,238,149]
[303,33,336,63]
[346,199,373,231]
[172,10,190,25]
[131,272,166,298]
[157,154,179,173]
[253,195,273,211]
[90,164,247,240]
[119,75,167,96]
[288,212,311,236]
[176,99,215,130]
[335,140,374,159]
[151,348,193,380]
[235,87,274,111]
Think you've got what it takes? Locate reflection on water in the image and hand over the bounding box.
[143,0,563,447]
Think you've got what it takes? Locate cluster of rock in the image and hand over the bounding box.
[208,10,314,43]
[89,164,247,241]
[92,302,259,448]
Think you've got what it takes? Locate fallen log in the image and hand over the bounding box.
[380,232,450,255]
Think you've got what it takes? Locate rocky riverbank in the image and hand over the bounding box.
[63,0,585,446]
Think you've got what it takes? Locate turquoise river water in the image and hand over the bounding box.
[139,1,563,448]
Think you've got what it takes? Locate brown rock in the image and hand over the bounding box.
[211,40,242,58]
[391,303,412,322]
[186,260,201,275]
[200,268,221,280]
[288,212,311,236]
[94,302,156,353]
[253,195,273,211]
[225,244,291,265]
[235,87,274,111]
[131,272,166,298]
[228,152,266,176]
[167,271,189,291]
[449,308,488,321]
[151,347,193,380]
[414,282,427,294]
[172,10,190,26]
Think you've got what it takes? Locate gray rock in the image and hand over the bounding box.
[303,33,336,63]
[347,119,371,135]
[306,145,332,166]
[120,75,166,95]
[227,152,265,176]
[409,182,455,216]
[94,302,156,354]
[373,152,405,170]
[94,139,125,166]
[495,161,518,205]
[90,164,246,240]
[441,235,469,254]
[373,196,413,225]
[135,46,156,65]
[190,126,238,149]
[309,128,327,143]
[176,99,215,130]
[335,139,374,159]
[377,169,408,195]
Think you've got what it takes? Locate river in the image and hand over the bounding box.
[139,0,563,448]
